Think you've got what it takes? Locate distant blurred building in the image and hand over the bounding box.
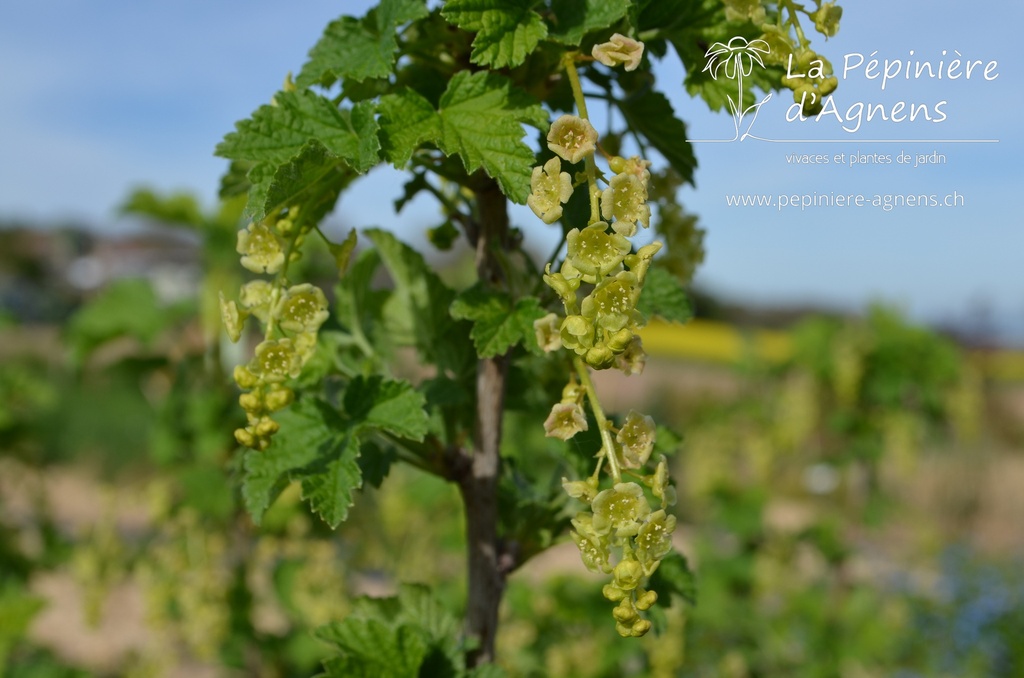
[0,225,201,323]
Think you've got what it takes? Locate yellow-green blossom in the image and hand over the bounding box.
[534,312,563,352]
[527,157,573,224]
[565,222,631,284]
[251,338,303,383]
[601,172,650,236]
[544,401,588,440]
[616,410,656,468]
[236,222,284,274]
[219,293,246,343]
[592,33,645,72]
[277,283,329,334]
[547,114,598,164]
[591,482,651,537]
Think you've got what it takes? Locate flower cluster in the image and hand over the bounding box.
[562,454,677,637]
[221,207,329,450]
[529,39,678,637]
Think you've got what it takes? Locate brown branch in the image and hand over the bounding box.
[458,176,510,666]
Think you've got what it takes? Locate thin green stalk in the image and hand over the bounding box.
[563,55,601,224]
[574,356,621,483]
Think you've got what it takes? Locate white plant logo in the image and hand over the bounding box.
[703,37,773,141]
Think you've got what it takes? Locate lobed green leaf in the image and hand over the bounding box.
[297,0,430,89]
[617,88,697,185]
[637,266,693,324]
[442,0,548,68]
[546,0,630,46]
[378,88,443,168]
[437,71,548,203]
[450,285,546,358]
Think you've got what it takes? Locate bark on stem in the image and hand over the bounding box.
[459,177,510,666]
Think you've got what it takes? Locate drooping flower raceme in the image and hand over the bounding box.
[221,206,332,451]
[527,38,678,638]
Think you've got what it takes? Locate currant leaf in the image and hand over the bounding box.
[450,285,546,358]
[297,0,430,89]
[378,88,443,168]
[547,0,630,46]
[636,266,693,324]
[442,0,548,68]
[437,71,547,203]
[616,88,696,186]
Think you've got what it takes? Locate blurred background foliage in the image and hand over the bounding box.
[0,192,1022,677]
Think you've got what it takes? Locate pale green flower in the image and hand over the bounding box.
[615,335,647,375]
[527,157,573,224]
[722,0,766,24]
[533,312,563,352]
[612,556,644,591]
[636,509,676,572]
[601,172,650,236]
[616,410,656,469]
[565,222,631,284]
[543,401,588,440]
[547,115,598,164]
[561,476,598,503]
[811,2,843,38]
[238,279,275,323]
[236,222,284,274]
[592,33,645,72]
[277,283,328,333]
[219,293,246,343]
[251,338,302,382]
[591,482,651,537]
[571,514,612,573]
[649,455,676,507]
[581,271,640,332]
[559,314,595,355]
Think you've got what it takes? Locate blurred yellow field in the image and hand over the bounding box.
[641,318,1024,382]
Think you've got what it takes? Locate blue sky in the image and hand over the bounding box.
[1,1,1021,342]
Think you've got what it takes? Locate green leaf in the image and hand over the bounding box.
[637,265,693,324]
[648,550,697,605]
[547,0,630,45]
[442,0,548,68]
[65,279,183,364]
[258,141,356,223]
[378,88,443,167]
[617,87,696,185]
[216,91,380,172]
[317,617,428,678]
[241,398,345,525]
[296,430,362,529]
[343,375,429,441]
[217,93,379,219]
[120,188,205,229]
[316,584,463,678]
[437,71,548,204]
[450,285,546,357]
[297,0,430,89]
[366,229,473,375]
